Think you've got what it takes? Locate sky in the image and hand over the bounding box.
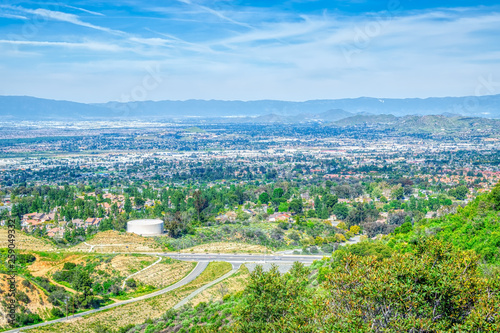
[0,0,499,103]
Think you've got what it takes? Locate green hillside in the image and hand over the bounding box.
[389,182,500,264]
[121,183,500,333]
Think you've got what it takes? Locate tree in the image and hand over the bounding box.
[278,202,289,213]
[124,198,132,214]
[322,239,500,332]
[454,185,469,200]
[333,203,349,220]
[272,188,284,199]
[349,225,361,234]
[289,198,303,214]
[134,197,145,208]
[323,194,338,210]
[491,182,500,210]
[233,262,312,332]
[164,211,190,238]
[72,270,92,292]
[392,186,405,200]
[192,189,207,223]
[258,192,270,204]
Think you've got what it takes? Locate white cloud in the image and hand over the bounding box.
[0,39,124,52]
[0,13,27,20]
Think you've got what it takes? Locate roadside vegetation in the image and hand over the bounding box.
[121,183,500,333]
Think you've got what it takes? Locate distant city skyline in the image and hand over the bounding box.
[1,0,499,103]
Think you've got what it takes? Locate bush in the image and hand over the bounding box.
[50,307,65,318]
[491,183,500,210]
[14,313,42,326]
[125,278,137,289]
[63,262,77,270]
[16,291,30,304]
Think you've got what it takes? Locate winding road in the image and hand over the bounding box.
[5,253,324,333]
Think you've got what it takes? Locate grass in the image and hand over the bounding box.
[26,261,233,333]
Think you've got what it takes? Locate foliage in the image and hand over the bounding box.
[231,262,312,332]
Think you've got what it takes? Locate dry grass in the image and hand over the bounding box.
[190,264,250,307]
[69,230,162,253]
[0,227,56,252]
[0,274,54,328]
[27,262,232,333]
[180,242,270,254]
[28,253,89,278]
[133,260,195,288]
[92,254,157,278]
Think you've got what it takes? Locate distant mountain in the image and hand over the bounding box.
[214,109,354,124]
[333,114,398,126]
[0,96,110,120]
[97,95,500,118]
[332,114,500,135]
[1,94,500,120]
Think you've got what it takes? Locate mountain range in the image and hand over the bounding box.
[0,94,499,121]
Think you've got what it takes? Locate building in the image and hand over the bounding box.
[127,219,164,236]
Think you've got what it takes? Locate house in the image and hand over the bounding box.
[47,227,63,238]
[268,212,292,222]
[242,209,256,216]
[72,218,85,228]
[85,217,102,228]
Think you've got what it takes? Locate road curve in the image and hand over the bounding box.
[5,254,323,332]
[5,261,207,333]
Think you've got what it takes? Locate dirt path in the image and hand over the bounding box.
[121,256,162,289]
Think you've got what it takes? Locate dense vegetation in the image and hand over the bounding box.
[121,184,500,333]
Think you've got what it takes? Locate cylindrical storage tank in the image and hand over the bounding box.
[127,219,164,236]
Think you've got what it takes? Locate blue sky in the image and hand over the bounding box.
[0,0,499,102]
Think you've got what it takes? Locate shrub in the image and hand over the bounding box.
[63,262,77,270]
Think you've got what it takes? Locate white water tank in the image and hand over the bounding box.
[127,219,164,236]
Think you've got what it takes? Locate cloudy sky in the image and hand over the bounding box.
[0,0,499,103]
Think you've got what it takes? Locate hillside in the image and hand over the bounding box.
[333,114,398,126]
[0,96,110,120]
[0,228,56,252]
[119,183,500,333]
[333,114,500,136]
[68,230,163,253]
[389,182,500,264]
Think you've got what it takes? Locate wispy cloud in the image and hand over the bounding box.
[0,39,124,51]
[0,13,28,20]
[0,2,499,102]
[2,5,122,35]
[61,5,105,17]
[175,0,254,29]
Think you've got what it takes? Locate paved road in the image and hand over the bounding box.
[162,253,324,264]
[5,262,208,333]
[5,254,323,332]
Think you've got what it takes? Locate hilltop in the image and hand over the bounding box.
[2,94,500,120]
[332,114,500,136]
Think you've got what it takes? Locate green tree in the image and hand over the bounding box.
[392,186,405,200]
[124,198,132,214]
[258,192,270,204]
[278,202,289,213]
[272,188,284,199]
[333,203,349,220]
[288,198,303,214]
[233,262,312,332]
